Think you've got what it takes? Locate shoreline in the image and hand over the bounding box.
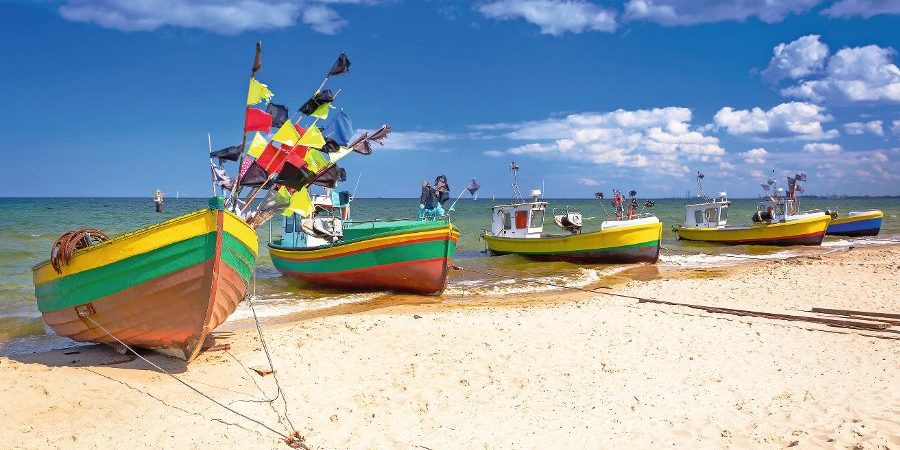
[1,245,898,448]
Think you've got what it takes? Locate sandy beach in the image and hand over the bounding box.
[2,245,898,449]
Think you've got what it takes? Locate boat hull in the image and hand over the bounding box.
[32,207,258,361]
[269,221,459,295]
[483,220,662,264]
[674,214,830,246]
[825,211,882,237]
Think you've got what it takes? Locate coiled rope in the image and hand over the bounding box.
[50,228,109,274]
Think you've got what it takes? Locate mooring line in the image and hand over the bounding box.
[82,315,293,443]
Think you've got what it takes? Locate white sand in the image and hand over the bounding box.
[1,245,898,449]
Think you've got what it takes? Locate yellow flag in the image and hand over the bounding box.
[247,132,268,158]
[297,125,325,149]
[328,146,352,163]
[276,186,292,203]
[272,120,300,146]
[311,102,330,120]
[283,187,313,217]
[247,78,274,105]
[304,149,329,173]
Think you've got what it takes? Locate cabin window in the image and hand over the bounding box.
[515,210,528,229]
[284,216,294,233]
[704,208,719,222]
[530,210,545,229]
[719,208,727,222]
[694,210,704,225]
[503,212,512,230]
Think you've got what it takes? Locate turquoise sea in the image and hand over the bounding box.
[1,196,898,355]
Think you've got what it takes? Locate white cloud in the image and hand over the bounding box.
[577,177,600,186]
[377,131,454,150]
[761,35,829,83]
[483,150,505,157]
[713,102,839,140]
[741,147,768,164]
[622,0,822,25]
[803,142,843,154]
[57,0,371,35]
[478,0,617,35]
[780,44,900,104]
[478,107,723,175]
[823,0,900,18]
[843,120,884,136]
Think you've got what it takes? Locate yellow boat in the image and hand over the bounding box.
[674,173,830,246]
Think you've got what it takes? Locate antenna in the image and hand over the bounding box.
[510,161,523,202]
[696,170,708,201]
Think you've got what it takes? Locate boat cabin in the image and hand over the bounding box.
[490,190,546,238]
[682,192,730,228]
[270,189,351,248]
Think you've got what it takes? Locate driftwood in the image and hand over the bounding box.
[810,308,900,320]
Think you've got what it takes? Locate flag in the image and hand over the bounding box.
[210,144,241,162]
[311,102,330,119]
[211,162,234,190]
[251,41,262,76]
[247,132,268,158]
[255,185,291,217]
[277,161,316,190]
[239,160,269,187]
[300,90,334,116]
[284,145,308,169]
[328,145,353,163]
[247,78,274,105]
[244,107,272,132]
[304,148,329,173]
[328,52,351,77]
[284,187,314,217]
[312,164,346,188]
[796,172,807,181]
[321,138,341,153]
[331,109,353,146]
[466,178,480,196]
[256,142,288,173]
[787,176,796,193]
[298,125,326,149]
[761,184,770,192]
[266,103,289,128]
[272,120,301,146]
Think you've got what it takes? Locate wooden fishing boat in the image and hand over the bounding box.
[674,172,830,246]
[482,184,662,263]
[825,210,883,237]
[32,200,258,360]
[269,217,459,295]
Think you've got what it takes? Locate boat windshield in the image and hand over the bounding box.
[530,209,545,229]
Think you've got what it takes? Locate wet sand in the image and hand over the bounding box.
[1,245,898,449]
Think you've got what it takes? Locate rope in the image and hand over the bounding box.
[50,228,109,273]
[81,315,292,443]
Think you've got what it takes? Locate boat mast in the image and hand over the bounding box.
[510,161,523,202]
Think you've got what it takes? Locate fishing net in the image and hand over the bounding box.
[50,228,110,274]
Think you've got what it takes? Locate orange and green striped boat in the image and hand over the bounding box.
[269,219,459,295]
[31,201,258,361]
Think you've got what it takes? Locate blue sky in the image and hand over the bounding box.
[1,0,898,198]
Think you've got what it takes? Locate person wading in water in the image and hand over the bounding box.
[154,189,164,213]
[418,175,450,219]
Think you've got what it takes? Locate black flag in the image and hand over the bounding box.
[239,160,269,186]
[251,41,262,75]
[266,103,289,128]
[210,144,242,162]
[328,52,350,77]
[277,162,317,190]
[300,90,335,116]
[313,165,347,189]
[321,137,341,153]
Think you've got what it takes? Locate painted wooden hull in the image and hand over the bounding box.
[32,207,258,361]
[483,220,663,264]
[826,211,883,237]
[674,214,830,246]
[269,220,459,295]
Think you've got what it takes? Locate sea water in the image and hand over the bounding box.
[1,196,897,354]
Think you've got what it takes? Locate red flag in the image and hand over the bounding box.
[256,142,287,173]
[285,147,307,169]
[244,107,272,132]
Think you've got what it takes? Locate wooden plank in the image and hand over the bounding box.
[811,308,900,320]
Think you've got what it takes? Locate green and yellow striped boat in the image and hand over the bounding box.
[32,201,258,361]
